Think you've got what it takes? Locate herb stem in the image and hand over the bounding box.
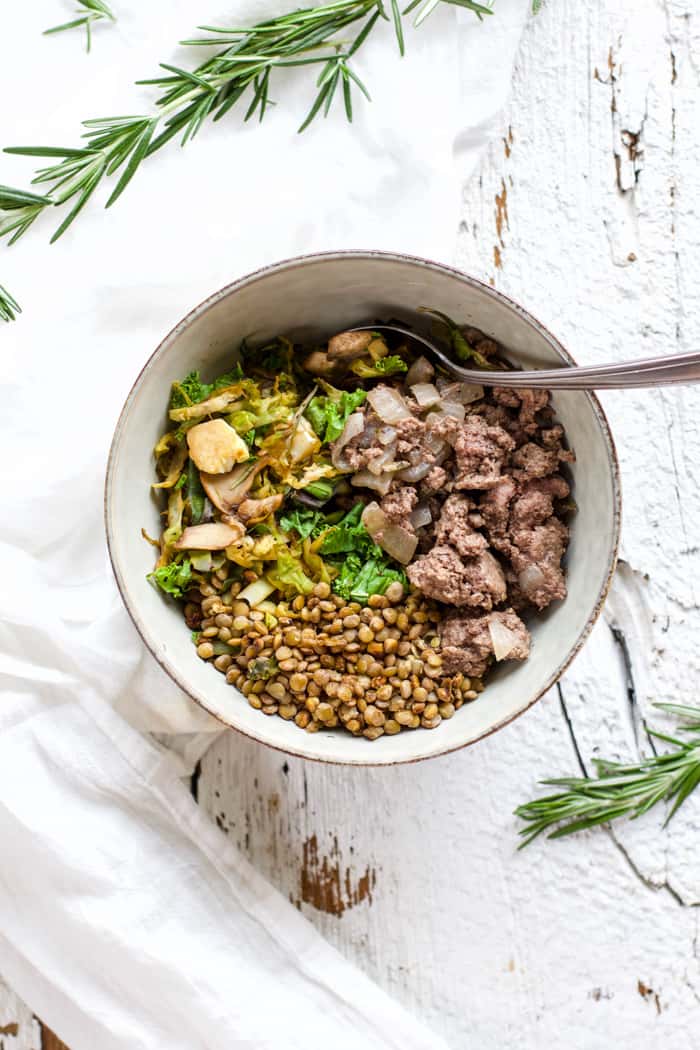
[45,0,117,52]
[515,703,700,847]
[1,0,491,250]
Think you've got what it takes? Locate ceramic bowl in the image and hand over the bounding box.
[105,251,621,765]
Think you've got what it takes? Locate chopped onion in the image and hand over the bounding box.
[336,411,365,450]
[424,432,447,456]
[410,382,440,408]
[380,523,418,564]
[377,426,397,446]
[367,385,412,423]
[518,564,546,595]
[361,502,417,564]
[488,617,522,661]
[440,382,462,401]
[396,462,432,483]
[368,445,397,475]
[458,383,484,404]
[331,411,365,470]
[405,355,434,386]
[410,503,432,529]
[351,470,393,495]
[438,400,466,421]
[440,381,484,405]
[361,501,387,537]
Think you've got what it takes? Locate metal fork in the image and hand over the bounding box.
[349,324,700,390]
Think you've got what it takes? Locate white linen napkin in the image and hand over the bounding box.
[0,1,528,1046]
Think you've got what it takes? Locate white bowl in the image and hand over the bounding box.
[105,251,621,766]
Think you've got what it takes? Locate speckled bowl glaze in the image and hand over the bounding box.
[105,251,621,766]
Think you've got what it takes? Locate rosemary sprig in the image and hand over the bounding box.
[1,0,491,247]
[0,283,20,323]
[515,703,700,847]
[45,0,116,53]
[0,185,53,246]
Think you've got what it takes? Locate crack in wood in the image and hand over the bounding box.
[608,831,688,908]
[556,682,588,776]
[190,758,202,803]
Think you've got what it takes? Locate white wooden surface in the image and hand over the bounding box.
[3,1,700,1046]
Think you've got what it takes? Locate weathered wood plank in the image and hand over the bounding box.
[0,978,40,1050]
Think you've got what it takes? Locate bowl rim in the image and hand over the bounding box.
[104,248,622,767]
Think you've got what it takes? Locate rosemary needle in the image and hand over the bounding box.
[0,283,20,323]
[515,703,700,847]
[44,0,117,53]
[1,0,491,250]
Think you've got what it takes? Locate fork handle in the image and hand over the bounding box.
[349,325,700,390]
[481,354,700,389]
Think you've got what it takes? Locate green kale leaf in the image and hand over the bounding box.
[148,557,192,599]
[306,388,367,444]
[320,503,378,557]
[169,363,244,409]
[350,354,408,378]
[279,507,325,540]
[332,554,407,604]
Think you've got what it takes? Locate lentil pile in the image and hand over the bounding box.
[187,577,483,738]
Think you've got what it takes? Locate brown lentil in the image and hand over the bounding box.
[187,585,486,740]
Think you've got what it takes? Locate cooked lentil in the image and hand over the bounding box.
[188,578,481,737]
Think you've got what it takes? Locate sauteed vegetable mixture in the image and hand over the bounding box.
[147,317,574,739]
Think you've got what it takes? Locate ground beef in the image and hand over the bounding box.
[493,386,550,435]
[334,327,573,674]
[420,465,450,496]
[440,608,530,677]
[380,486,418,523]
[480,477,517,552]
[510,517,568,608]
[479,473,570,609]
[511,442,562,480]
[407,545,506,609]
[510,475,570,530]
[434,495,488,559]
[427,413,514,490]
[541,424,567,449]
